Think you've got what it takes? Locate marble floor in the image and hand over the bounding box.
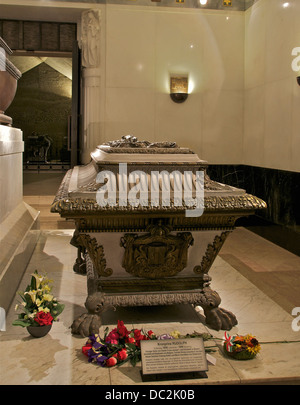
[1,227,300,386]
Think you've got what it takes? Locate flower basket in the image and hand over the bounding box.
[223,333,260,360]
[12,270,64,336]
[223,342,257,360]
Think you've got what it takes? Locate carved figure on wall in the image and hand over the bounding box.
[81,9,101,68]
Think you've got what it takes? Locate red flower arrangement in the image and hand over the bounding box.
[34,311,53,326]
[82,320,155,367]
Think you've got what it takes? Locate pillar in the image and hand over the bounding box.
[80,9,102,164]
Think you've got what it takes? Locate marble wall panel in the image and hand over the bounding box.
[202,90,244,164]
[244,0,266,89]
[106,7,156,89]
[105,87,156,142]
[105,5,245,164]
[0,125,23,223]
[244,0,300,173]
[0,125,40,313]
[201,11,244,91]
[243,86,265,167]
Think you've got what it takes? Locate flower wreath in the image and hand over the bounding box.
[223,332,261,360]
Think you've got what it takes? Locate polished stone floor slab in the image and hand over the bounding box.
[1,229,299,385]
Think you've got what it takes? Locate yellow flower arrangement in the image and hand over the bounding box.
[13,270,64,328]
[224,332,261,360]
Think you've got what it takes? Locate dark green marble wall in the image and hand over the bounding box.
[207,164,300,256]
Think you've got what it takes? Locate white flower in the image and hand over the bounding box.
[31,273,44,289]
[24,290,37,303]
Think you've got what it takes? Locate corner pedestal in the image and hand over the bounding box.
[0,124,39,314]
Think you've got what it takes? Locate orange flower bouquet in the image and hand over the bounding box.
[223,332,261,360]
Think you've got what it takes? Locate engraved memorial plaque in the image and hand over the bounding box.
[140,338,208,376]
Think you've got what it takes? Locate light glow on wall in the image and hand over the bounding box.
[188,77,195,93]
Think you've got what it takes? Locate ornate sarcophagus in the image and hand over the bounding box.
[51,135,266,337]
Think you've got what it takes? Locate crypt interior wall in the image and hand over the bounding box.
[244,0,300,173]
[97,2,300,247]
[94,2,300,172]
[101,5,245,166]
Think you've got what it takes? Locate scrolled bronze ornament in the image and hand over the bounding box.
[194,231,230,276]
[75,234,113,277]
[51,195,266,213]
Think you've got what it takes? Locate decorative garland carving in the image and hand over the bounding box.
[51,194,267,213]
[75,234,113,277]
[194,231,230,276]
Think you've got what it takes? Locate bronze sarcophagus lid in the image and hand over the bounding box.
[51,135,266,337]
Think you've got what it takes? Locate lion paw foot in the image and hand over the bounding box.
[204,306,237,331]
[71,313,102,337]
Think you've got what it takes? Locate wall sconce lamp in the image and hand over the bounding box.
[297,76,300,86]
[170,75,189,103]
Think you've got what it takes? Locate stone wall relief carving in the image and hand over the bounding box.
[81,9,101,68]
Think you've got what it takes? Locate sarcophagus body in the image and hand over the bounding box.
[51,136,266,337]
